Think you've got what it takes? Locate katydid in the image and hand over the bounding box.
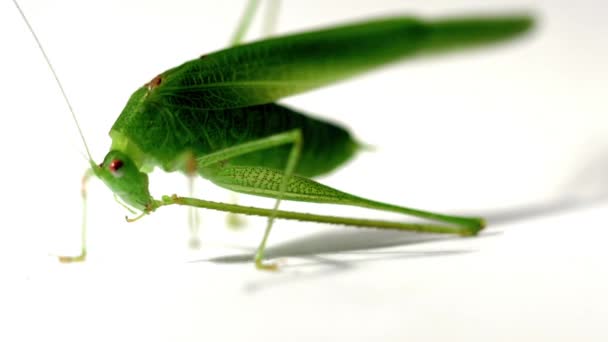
[14,0,534,269]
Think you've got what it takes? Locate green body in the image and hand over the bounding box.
[111,100,358,178]
[150,15,532,110]
[15,0,535,265]
[56,6,534,266]
[105,15,532,191]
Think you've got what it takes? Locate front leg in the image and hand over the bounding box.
[58,168,93,263]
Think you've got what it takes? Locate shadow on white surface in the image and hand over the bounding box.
[485,144,608,224]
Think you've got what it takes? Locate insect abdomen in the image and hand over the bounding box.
[222,104,359,177]
[111,94,359,178]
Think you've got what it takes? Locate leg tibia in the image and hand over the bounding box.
[206,165,483,232]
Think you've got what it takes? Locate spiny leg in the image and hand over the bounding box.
[58,168,93,263]
[160,195,480,236]
[191,130,483,268]
[197,130,302,270]
[205,166,484,233]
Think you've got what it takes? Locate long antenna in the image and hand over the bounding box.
[12,0,93,161]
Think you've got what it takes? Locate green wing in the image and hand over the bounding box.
[153,15,533,110]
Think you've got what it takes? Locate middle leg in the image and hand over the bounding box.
[198,129,303,270]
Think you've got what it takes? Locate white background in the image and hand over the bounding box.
[1,0,607,341]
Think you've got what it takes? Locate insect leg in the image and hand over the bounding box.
[204,166,484,233]
[262,0,281,37]
[161,196,478,235]
[226,192,247,229]
[186,154,202,249]
[230,0,262,46]
[58,168,94,263]
[198,130,302,270]
[230,0,281,45]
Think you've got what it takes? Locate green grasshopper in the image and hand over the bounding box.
[15,0,533,269]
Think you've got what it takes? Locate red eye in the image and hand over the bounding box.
[109,159,124,175]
